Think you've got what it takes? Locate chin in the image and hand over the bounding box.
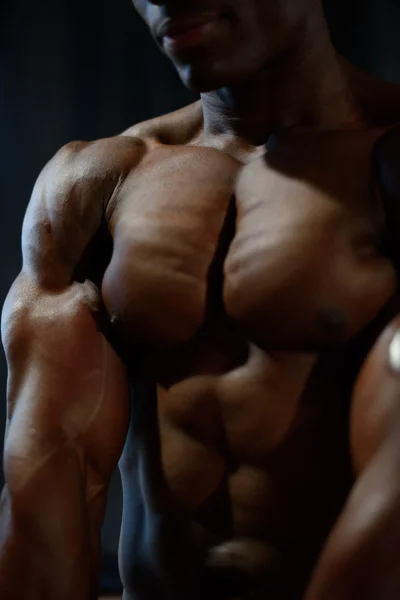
[180,72,222,93]
[176,61,253,93]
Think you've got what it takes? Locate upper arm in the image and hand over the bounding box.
[305,319,400,600]
[2,135,144,483]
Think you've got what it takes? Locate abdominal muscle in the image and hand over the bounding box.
[133,324,356,597]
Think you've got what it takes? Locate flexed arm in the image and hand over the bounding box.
[0,137,143,600]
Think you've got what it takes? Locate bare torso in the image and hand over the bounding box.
[89,94,400,599]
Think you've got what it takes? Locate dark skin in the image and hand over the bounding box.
[2,0,400,599]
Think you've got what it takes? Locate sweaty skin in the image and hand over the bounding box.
[2,1,400,599]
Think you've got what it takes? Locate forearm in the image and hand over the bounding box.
[0,443,100,600]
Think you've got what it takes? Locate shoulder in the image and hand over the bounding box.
[23,135,146,287]
[121,100,203,146]
[28,135,146,222]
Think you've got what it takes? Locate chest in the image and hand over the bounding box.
[101,137,397,352]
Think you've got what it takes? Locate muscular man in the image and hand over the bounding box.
[2,0,400,598]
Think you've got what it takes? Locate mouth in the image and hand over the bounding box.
[156,13,226,52]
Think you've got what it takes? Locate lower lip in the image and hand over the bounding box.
[163,21,218,51]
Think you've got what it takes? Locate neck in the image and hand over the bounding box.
[201,12,365,146]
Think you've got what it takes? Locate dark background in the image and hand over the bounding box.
[1,0,400,593]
